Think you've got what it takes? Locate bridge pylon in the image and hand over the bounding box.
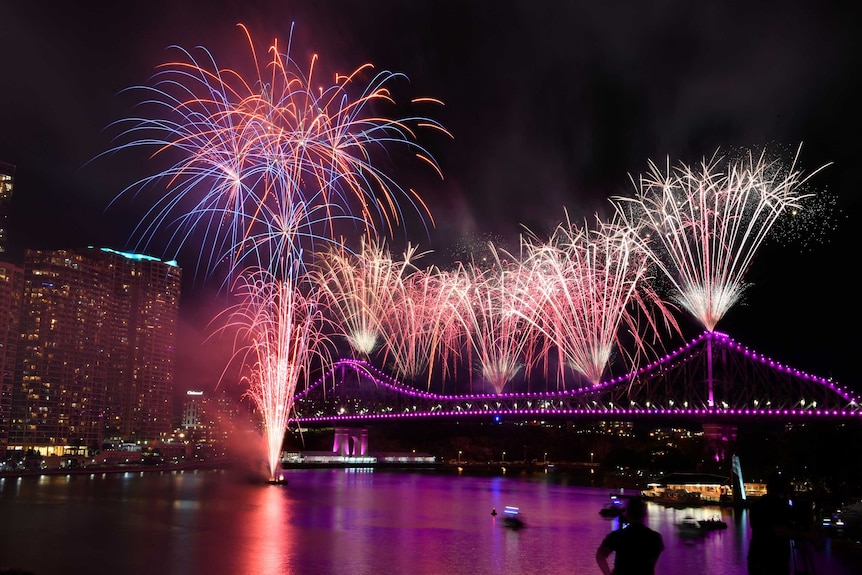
[333,427,368,456]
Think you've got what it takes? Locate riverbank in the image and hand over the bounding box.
[0,459,236,479]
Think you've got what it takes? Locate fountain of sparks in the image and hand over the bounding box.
[218,267,333,482]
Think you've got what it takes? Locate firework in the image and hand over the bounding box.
[518,212,678,387]
[376,264,461,388]
[105,23,447,481]
[104,22,449,284]
[312,237,428,356]
[449,245,539,393]
[215,266,334,481]
[612,145,828,332]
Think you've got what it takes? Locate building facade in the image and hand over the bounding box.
[180,389,247,459]
[0,261,23,460]
[8,247,181,457]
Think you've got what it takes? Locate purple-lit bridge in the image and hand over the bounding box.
[292,331,861,425]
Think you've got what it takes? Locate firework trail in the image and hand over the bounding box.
[103,22,449,285]
[518,212,678,387]
[449,244,539,394]
[370,262,467,390]
[612,146,828,332]
[312,237,426,356]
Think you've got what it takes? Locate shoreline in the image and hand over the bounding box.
[0,460,236,479]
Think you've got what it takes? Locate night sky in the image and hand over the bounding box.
[1,1,860,396]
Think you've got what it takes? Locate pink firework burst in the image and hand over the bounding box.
[449,244,539,394]
[313,237,428,356]
[519,212,678,387]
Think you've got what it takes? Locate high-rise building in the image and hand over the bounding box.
[0,162,14,255]
[0,261,24,460]
[9,247,181,457]
[180,389,245,459]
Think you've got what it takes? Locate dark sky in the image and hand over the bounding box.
[1,1,860,395]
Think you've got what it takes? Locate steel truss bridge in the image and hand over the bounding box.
[292,331,860,425]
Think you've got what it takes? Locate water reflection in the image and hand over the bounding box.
[241,482,293,574]
[1,469,859,575]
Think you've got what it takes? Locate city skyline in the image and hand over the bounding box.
[1,1,859,394]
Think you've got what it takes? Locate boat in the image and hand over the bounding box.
[502,506,525,529]
[599,495,626,517]
[266,468,289,485]
[677,516,704,538]
[641,473,730,506]
[698,515,728,531]
[599,504,625,517]
[649,488,703,508]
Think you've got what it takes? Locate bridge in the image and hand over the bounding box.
[292,330,861,425]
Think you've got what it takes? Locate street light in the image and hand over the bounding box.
[590,452,594,464]
[502,451,506,462]
[458,450,462,464]
[544,452,548,463]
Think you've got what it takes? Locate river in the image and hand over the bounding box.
[0,467,859,575]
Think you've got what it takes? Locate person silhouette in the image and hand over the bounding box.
[747,471,821,575]
[596,496,664,575]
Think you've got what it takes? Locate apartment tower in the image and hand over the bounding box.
[9,247,181,456]
[0,262,23,460]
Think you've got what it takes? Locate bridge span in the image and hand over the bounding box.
[292,331,860,425]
